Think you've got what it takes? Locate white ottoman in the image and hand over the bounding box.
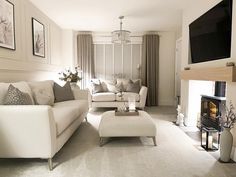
[99,111,157,146]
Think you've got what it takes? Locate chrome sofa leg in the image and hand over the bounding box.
[85,117,88,122]
[48,158,53,171]
[152,137,157,146]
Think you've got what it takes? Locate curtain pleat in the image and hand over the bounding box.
[77,34,95,89]
[141,34,159,106]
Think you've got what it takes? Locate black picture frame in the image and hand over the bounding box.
[0,0,16,50]
[32,18,45,58]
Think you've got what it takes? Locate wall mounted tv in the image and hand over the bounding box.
[189,0,232,64]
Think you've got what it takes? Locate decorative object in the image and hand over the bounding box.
[220,127,233,162]
[59,66,82,89]
[117,91,128,112]
[184,67,190,70]
[111,16,130,44]
[128,95,136,111]
[226,62,235,67]
[0,0,15,50]
[220,101,236,162]
[116,105,127,113]
[201,126,219,151]
[115,108,139,116]
[32,18,45,57]
[176,105,184,126]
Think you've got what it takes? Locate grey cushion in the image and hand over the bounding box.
[91,82,103,94]
[3,84,33,105]
[53,82,75,103]
[126,80,141,93]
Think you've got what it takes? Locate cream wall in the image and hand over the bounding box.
[0,0,71,82]
[181,0,236,160]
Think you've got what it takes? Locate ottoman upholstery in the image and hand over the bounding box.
[99,111,157,145]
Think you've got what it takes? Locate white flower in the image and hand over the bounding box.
[67,78,71,82]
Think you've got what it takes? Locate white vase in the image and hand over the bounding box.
[220,127,233,162]
[70,82,80,89]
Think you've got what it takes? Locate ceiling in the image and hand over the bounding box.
[29,0,203,32]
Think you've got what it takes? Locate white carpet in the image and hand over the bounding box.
[0,106,236,177]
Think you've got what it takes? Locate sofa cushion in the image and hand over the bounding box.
[28,80,54,106]
[91,79,110,92]
[53,106,79,136]
[0,81,34,105]
[91,81,103,94]
[53,100,88,135]
[117,78,130,91]
[116,92,140,102]
[3,84,33,105]
[107,82,123,93]
[126,80,141,93]
[53,82,75,103]
[92,92,116,102]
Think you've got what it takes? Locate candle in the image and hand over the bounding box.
[128,96,136,111]
[208,135,213,149]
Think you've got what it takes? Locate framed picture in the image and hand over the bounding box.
[0,0,16,50]
[32,18,45,58]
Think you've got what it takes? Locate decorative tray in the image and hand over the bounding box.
[115,108,139,116]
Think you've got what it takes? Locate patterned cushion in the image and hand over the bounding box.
[117,78,131,91]
[3,84,33,105]
[107,82,123,93]
[53,82,75,103]
[0,82,34,105]
[126,80,141,93]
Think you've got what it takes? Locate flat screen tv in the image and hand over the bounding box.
[189,0,232,64]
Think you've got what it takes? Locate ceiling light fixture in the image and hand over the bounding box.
[111,16,131,44]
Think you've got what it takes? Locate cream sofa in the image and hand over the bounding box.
[89,79,148,109]
[0,81,89,170]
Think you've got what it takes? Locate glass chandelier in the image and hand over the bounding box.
[111,16,131,44]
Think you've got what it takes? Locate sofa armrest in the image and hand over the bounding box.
[139,86,148,108]
[0,105,57,158]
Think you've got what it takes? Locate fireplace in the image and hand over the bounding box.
[201,95,226,131]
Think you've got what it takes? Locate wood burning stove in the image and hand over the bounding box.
[201,95,226,131]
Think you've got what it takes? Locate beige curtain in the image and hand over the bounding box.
[77,34,95,89]
[141,34,159,106]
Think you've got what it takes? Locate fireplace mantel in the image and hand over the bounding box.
[181,66,236,82]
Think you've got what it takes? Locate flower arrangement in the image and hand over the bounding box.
[223,101,236,129]
[59,66,82,83]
